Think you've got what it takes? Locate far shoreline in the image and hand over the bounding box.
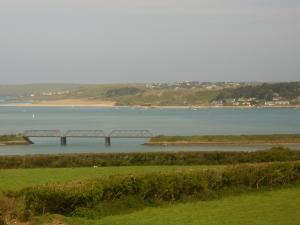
[1,103,300,109]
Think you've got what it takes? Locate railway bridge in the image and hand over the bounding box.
[23,129,153,146]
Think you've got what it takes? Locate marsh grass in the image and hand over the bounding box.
[150,134,300,144]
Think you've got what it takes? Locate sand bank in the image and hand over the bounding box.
[0,99,299,109]
[0,99,116,107]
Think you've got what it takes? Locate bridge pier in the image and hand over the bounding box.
[61,136,67,146]
[24,137,34,144]
[105,136,111,146]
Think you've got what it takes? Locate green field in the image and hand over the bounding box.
[66,186,300,225]
[1,156,300,225]
[0,165,214,191]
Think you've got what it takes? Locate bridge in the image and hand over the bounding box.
[106,130,153,145]
[23,130,62,137]
[23,129,153,146]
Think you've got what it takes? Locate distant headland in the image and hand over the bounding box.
[0,82,300,108]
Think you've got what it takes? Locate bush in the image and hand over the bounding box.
[0,217,6,225]
[0,197,19,225]
[22,161,300,215]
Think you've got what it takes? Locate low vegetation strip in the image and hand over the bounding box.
[149,134,300,145]
[22,161,300,216]
[0,147,300,169]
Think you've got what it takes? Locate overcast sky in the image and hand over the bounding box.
[0,0,299,84]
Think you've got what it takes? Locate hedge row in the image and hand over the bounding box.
[1,147,300,169]
[22,161,300,215]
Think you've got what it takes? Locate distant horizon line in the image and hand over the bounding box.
[1,81,300,86]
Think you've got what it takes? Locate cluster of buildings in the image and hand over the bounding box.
[264,100,290,106]
[213,96,291,107]
[264,94,291,106]
[40,90,70,96]
[146,81,242,90]
[23,90,70,98]
[211,97,257,106]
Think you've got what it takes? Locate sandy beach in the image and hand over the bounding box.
[0,99,117,107]
[0,99,300,109]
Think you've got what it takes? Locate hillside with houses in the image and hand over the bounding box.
[0,82,299,107]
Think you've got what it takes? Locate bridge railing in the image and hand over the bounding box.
[23,129,153,146]
[109,130,153,138]
[23,130,61,137]
[64,130,106,138]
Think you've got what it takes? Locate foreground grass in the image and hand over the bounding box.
[1,161,300,225]
[66,186,300,225]
[0,165,215,191]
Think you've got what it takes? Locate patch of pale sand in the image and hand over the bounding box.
[4,99,116,107]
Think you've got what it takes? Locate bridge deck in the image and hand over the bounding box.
[24,130,153,146]
[109,130,153,138]
[23,130,61,137]
[64,130,106,138]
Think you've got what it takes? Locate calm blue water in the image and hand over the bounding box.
[0,106,300,155]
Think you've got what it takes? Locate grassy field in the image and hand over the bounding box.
[149,134,300,145]
[0,165,214,191]
[66,186,300,225]
[1,162,300,225]
[1,154,300,225]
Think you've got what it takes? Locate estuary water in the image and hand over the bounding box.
[0,106,300,155]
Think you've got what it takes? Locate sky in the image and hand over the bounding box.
[0,0,299,84]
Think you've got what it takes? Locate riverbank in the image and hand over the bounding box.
[148,134,300,146]
[0,135,31,146]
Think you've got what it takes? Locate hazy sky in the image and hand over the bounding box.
[0,0,299,84]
